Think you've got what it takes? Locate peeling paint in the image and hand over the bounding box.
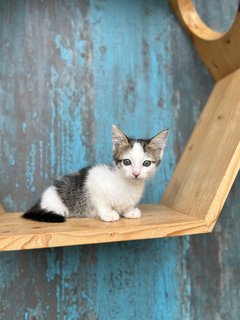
[0,0,239,319]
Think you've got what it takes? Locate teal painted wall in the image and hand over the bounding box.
[0,1,239,319]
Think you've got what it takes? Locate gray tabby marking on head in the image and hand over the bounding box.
[112,125,131,163]
[112,125,168,166]
[145,130,169,165]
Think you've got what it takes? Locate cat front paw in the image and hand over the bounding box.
[122,208,141,219]
[100,210,120,222]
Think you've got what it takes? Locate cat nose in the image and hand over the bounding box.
[132,171,140,178]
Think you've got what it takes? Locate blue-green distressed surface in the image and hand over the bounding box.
[0,1,239,319]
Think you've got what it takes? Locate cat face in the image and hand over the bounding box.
[112,125,168,181]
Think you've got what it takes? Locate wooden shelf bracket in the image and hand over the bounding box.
[0,0,239,251]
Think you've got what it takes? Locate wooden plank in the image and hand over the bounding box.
[0,204,210,251]
[0,203,5,216]
[169,0,240,81]
[162,69,240,224]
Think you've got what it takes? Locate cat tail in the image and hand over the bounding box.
[22,203,66,223]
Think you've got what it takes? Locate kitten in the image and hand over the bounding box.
[23,125,168,223]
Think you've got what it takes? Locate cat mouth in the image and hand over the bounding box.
[131,176,144,181]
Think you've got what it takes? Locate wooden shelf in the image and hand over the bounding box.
[169,0,240,81]
[0,205,210,252]
[1,43,239,253]
[0,0,239,251]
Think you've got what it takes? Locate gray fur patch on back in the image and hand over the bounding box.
[53,167,94,217]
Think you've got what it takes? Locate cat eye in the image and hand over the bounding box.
[123,159,131,166]
[143,160,152,167]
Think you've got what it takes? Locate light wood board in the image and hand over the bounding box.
[0,1,239,252]
[162,68,240,225]
[0,204,210,251]
[0,204,5,217]
[169,0,240,81]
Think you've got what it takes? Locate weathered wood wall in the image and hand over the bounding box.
[0,0,239,319]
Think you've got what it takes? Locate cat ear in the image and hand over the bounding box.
[112,125,129,150]
[149,129,169,159]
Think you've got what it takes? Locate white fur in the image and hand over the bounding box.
[40,186,69,217]
[119,142,157,180]
[86,165,145,222]
[122,207,141,219]
[86,141,161,222]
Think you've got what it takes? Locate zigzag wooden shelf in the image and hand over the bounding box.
[0,205,210,251]
[0,0,239,251]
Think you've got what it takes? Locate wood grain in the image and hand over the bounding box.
[0,203,6,216]
[169,0,240,81]
[1,0,239,253]
[0,1,240,319]
[0,205,210,251]
[162,68,240,225]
